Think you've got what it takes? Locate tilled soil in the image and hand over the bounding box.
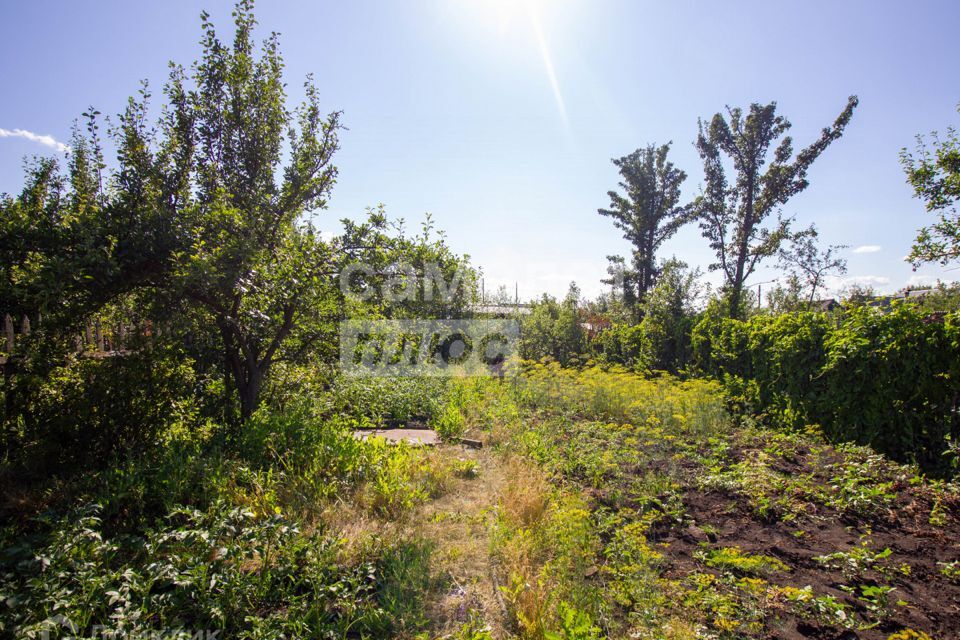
[651,449,960,639]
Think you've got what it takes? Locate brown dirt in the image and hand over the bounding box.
[648,447,960,639]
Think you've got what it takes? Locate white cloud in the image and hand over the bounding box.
[907,274,952,288]
[0,128,69,154]
[823,274,892,294]
[852,245,882,254]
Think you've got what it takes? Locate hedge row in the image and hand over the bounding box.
[691,304,960,476]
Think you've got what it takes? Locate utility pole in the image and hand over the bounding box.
[751,279,778,309]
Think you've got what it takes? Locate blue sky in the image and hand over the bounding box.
[2,0,959,300]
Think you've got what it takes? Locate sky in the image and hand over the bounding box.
[2,0,959,301]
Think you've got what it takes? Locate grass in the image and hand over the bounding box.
[2,363,959,639]
[446,363,960,638]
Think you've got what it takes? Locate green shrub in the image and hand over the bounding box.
[590,323,651,371]
[324,375,447,426]
[429,401,466,440]
[7,348,200,473]
[0,501,438,639]
[693,304,960,477]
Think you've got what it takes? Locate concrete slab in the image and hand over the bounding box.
[353,428,441,446]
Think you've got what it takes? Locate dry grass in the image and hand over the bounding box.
[418,449,509,637]
[500,457,550,529]
[491,458,557,638]
[320,445,512,638]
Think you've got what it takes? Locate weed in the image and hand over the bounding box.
[840,583,896,622]
[928,495,948,527]
[938,560,960,584]
[822,447,898,517]
[814,540,894,581]
[886,630,933,640]
[431,401,467,441]
[545,601,605,640]
[771,585,853,629]
[364,442,452,518]
[696,546,790,576]
[452,458,480,479]
[428,614,494,640]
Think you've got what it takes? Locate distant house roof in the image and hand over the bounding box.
[902,288,935,299]
[815,298,839,311]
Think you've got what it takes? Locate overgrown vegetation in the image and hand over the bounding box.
[2,2,959,638]
[690,302,960,476]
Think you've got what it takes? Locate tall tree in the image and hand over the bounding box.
[1,2,345,419]
[598,143,692,315]
[694,97,858,318]
[776,227,848,304]
[901,103,960,266]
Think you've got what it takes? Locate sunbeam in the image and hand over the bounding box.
[525,1,569,128]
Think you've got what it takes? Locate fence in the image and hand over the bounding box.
[0,312,152,366]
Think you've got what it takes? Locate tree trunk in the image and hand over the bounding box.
[237,367,262,420]
[729,249,748,320]
[728,281,744,320]
[219,321,265,421]
[729,171,756,320]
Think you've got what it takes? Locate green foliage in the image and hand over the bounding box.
[234,404,374,504]
[694,97,858,317]
[638,258,705,372]
[590,323,650,371]
[911,282,960,313]
[0,5,475,429]
[693,304,960,476]
[776,226,848,304]
[0,388,458,638]
[325,375,448,427]
[365,441,432,518]
[545,602,605,640]
[938,560,960,583]
[765,274,807,313]
[901,103,960,266]
[7,348,201,472]
[429,400,466,441]
[0,3,347,420]
[521,293,586,367]
[0,503,431,639]
[432,616,494,640]
[815,541,893,581]
[696,546,789,576]
[598,143,692,313]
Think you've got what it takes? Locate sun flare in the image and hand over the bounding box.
[457,0,569,126]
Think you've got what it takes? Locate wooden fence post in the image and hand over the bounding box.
[4,315,13,355]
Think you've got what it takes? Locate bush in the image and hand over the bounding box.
[429,400,466,440]
[0,503,434,639]
[693,304,960,476]
[323,375,447,426]
[590,323,651,371]
[6,348,201,473]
